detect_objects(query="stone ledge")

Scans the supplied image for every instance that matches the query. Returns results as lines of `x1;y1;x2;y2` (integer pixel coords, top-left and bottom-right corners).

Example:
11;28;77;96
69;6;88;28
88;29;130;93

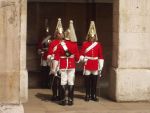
110;67;150;102
0;104;24;113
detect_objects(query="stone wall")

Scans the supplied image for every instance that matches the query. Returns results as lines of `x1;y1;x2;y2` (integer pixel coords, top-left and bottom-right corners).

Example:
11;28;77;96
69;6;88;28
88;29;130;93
0;0;27;113
110;0;150;101
0;0;21;104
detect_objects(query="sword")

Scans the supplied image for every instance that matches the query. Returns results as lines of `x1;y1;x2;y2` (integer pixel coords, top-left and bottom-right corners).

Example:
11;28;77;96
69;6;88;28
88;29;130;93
98;76;101;103
98;70;102;103
50;73;61;90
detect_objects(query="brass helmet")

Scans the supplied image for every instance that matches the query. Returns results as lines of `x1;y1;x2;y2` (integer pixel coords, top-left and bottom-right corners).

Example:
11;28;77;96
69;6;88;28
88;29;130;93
42;18;51;45
54;18;64;38
45;18;49;33
64;20;77;42
86;21;98;41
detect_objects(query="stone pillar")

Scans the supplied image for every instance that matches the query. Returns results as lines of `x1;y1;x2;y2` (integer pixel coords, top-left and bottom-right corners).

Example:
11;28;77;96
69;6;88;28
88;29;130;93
20;0;28;103
0;0;27;112
110;0;150;101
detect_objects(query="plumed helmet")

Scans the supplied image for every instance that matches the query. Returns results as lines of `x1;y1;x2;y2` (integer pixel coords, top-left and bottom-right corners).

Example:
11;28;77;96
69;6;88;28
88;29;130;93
64;20;77;42
86;21;98;41
55;18;64;34
45;18;49;33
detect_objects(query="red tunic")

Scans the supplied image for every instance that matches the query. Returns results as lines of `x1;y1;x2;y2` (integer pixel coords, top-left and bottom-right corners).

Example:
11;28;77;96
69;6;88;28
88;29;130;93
54;40;80;70
47;39;61;58
80;41;104;70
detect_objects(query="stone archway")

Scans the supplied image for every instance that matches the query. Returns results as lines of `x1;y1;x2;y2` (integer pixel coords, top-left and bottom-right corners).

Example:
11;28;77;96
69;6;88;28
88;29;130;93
26;1;113;96
27;0;150;103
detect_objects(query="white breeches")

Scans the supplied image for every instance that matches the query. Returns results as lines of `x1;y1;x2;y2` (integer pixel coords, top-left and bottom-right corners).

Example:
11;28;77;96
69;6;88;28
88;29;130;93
84;69;98;76
60;69;75;85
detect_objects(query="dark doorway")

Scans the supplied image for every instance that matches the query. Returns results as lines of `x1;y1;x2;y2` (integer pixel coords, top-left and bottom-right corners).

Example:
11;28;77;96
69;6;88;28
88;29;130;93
27;1;112;97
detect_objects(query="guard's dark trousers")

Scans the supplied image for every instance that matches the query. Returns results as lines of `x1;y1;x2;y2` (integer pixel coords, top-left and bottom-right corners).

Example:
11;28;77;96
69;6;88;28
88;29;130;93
84;75;99;101
84;75;91;101
91;75;98;101
68;85;74;105
59;85;66;105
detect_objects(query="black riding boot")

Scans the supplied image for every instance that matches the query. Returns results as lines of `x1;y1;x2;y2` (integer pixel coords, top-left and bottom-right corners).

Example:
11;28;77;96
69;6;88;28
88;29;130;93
68;85;74;105
84;75;91;101
59;85;66;106
91;75;99;101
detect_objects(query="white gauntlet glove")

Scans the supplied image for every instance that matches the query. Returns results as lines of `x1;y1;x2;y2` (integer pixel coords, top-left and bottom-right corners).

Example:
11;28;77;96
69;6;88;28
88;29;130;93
38;49;44;55
49;60;58;75
98;59;104;77
98;70;102;77
79;56;84;62
49;70;56;75
83;57;88;62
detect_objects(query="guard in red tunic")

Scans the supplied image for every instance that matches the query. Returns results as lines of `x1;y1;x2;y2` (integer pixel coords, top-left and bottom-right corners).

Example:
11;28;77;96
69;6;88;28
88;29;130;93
37;19;51;88
47;18;64;101
80;21;104;101
52;20;80;106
